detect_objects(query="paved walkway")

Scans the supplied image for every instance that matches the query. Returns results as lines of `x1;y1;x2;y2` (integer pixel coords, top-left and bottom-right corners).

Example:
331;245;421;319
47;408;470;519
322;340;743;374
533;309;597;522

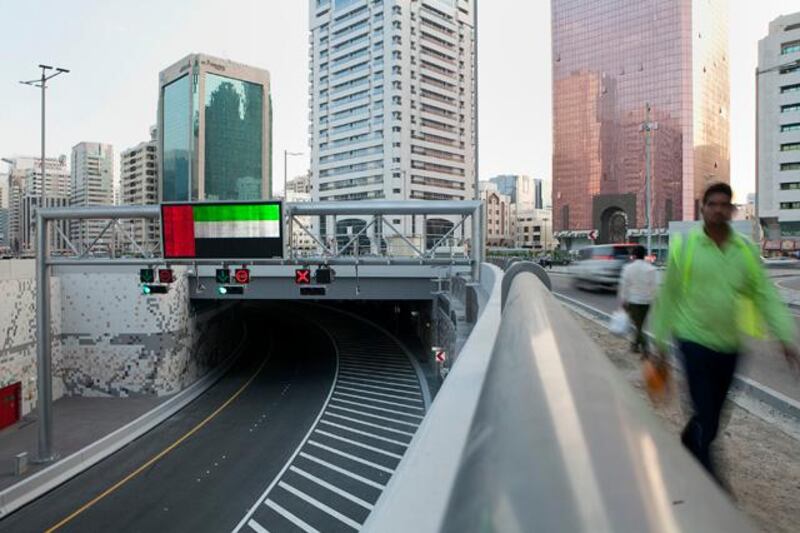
0;395;166;491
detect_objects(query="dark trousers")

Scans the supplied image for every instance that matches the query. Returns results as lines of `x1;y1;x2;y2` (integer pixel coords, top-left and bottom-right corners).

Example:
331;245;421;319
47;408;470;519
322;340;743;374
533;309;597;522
678;340;739;479
625;303;650;351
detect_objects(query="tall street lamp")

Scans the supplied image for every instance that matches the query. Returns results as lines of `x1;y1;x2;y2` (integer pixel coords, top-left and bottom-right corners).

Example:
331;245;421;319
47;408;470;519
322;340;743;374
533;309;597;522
20;64;68;464
284;150;304;198
20;64;70;211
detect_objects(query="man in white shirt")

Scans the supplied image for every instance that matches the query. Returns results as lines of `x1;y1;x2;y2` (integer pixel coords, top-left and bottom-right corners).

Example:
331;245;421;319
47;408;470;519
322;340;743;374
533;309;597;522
618;246;657;353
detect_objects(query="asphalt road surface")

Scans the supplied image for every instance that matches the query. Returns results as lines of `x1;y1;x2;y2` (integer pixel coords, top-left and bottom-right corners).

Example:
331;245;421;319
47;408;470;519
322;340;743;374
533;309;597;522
0;304;428;533
551;273;800;403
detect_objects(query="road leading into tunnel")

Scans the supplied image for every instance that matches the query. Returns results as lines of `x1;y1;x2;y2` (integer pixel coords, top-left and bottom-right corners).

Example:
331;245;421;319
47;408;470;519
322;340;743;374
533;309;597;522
1;306;335;532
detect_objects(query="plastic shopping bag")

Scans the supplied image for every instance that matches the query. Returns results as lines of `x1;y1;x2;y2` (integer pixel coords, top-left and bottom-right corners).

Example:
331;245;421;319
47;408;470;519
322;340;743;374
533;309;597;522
609;309;632;337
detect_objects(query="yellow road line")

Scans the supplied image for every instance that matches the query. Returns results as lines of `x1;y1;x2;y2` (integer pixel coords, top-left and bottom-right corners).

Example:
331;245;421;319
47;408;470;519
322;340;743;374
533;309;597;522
46;354;270;532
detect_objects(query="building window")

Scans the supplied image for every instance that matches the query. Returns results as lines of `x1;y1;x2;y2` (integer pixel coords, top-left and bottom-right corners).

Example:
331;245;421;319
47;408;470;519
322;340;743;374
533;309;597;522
782;123;800;133
781;162;800;171
781;40;800;55
780;182;800;190
782;83;800;94
781;143;800;152
780;202;800;209
781;103;800;113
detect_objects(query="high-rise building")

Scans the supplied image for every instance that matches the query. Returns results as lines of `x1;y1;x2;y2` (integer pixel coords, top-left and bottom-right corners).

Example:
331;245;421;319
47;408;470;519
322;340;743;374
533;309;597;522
70;142;115;253
488;175;538;210
2;156;71;255
0;208;8;250
757;12;800;247
309;0;476;238
552;0;730;248
286;172;313;195
120;126;160;254
158;53;272;202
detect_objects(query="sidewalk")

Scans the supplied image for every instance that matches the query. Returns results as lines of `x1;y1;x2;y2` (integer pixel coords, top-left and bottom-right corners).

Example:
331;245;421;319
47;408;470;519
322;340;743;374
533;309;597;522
571;311;800;533
0;395;166;491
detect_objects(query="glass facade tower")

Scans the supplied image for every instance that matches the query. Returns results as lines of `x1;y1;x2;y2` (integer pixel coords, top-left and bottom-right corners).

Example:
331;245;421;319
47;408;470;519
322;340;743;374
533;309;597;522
551;0;730;245
158;54;271;202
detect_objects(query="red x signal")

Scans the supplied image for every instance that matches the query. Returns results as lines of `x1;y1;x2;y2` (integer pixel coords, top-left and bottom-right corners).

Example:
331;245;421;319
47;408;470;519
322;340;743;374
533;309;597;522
295;269;311;285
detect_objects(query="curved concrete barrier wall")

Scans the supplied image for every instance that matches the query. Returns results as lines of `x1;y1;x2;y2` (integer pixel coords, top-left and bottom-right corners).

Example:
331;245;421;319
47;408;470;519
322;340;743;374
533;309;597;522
365;270;753;532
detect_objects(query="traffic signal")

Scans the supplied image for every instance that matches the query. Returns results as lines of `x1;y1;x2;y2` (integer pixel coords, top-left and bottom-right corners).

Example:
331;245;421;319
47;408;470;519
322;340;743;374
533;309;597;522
142;284;169;295
315;267;333;284
295;269;311;285
158;269;174;284
139;268;155;283
217;285;244;295
234;268;250;284
215;268;230;284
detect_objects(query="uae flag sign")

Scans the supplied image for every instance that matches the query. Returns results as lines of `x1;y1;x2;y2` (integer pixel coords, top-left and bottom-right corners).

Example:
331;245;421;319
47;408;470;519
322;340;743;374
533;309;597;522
161;202;283;259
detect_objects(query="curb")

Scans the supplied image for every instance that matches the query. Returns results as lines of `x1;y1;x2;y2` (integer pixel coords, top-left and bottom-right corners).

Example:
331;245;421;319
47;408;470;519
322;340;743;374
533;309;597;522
553;293;800;428
0;327;247;519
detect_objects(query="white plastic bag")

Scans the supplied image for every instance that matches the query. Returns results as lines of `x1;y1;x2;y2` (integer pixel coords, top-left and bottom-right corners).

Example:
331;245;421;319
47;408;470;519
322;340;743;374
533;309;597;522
609;309;632;337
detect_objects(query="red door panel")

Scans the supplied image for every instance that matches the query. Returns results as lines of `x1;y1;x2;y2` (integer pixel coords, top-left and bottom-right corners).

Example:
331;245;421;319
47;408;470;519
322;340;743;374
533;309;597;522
0;382;21;430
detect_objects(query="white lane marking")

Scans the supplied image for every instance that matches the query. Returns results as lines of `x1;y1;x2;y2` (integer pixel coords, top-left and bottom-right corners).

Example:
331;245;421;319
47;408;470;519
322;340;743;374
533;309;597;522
299;452;386;490
334;391;425;411
233;324;340;533
247;519;269;533
338;369;419;385
327;404;420;428
338;363;417;377
337;376;421;392
319;420;410;446
290;465;374;510
338;357;412;369
307;440;395;473
324;412;416;437
278;481;363;530
314;429;404;459
336;384;423;404
264;499;320;533
330;398;424;419
338;367;419;380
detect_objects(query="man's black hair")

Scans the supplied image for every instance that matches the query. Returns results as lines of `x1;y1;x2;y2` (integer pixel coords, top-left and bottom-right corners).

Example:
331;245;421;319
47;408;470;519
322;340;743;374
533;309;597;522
633;246;646;260
702;182;733;205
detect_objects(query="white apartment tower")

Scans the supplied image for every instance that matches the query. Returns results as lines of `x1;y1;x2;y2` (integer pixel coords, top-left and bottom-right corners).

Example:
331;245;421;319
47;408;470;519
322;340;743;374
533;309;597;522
2;156;71;255
309;0;475;237
70;142;115;253
120;127;160;253
758;12;800;246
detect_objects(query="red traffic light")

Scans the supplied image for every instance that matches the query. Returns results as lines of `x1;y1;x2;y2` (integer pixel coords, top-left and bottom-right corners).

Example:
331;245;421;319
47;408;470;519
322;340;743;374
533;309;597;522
234;268;250;284
295;269;311;285
158;269;174;284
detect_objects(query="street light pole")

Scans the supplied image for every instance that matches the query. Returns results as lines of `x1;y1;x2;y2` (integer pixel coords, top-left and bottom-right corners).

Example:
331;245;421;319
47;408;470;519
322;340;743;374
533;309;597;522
641;103;658;257
20;63;69;464
20;65;69;212
284;150;303;198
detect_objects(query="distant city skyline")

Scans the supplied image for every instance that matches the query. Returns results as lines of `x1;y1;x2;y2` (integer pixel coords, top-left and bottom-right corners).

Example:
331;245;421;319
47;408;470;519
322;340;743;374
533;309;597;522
1;0;799;200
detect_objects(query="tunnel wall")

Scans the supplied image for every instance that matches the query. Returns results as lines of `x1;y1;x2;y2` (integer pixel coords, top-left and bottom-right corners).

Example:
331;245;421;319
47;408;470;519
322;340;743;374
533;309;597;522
0;261;235;417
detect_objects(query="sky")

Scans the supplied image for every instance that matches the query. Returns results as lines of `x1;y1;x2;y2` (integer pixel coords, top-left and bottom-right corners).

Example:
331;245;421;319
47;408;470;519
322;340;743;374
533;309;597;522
1;0;799;206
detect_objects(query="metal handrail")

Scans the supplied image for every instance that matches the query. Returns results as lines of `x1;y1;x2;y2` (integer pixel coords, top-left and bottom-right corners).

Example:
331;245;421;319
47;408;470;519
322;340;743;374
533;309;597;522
365;267;753;532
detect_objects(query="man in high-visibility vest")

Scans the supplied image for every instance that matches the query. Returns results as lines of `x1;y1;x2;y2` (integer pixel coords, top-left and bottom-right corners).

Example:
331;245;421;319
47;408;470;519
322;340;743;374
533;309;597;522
652;182;800;481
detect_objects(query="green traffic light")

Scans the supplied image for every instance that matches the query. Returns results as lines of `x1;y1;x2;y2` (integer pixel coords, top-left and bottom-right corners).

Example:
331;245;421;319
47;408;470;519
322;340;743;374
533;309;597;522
139;268;155;283
217;286;228;295
142;285;152;295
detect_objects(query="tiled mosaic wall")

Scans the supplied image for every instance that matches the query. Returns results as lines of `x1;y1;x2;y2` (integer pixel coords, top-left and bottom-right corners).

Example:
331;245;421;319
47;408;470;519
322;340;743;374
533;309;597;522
0;264;236;416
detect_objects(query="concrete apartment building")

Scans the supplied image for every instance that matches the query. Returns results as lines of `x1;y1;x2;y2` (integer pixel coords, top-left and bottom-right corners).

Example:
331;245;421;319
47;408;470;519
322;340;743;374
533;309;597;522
480;182;513;247
757;12;800;253
120;127;160;254
2;156;71;255
552;0;730;250
309;0;475;240
158;53;272;202
70;142;115;253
